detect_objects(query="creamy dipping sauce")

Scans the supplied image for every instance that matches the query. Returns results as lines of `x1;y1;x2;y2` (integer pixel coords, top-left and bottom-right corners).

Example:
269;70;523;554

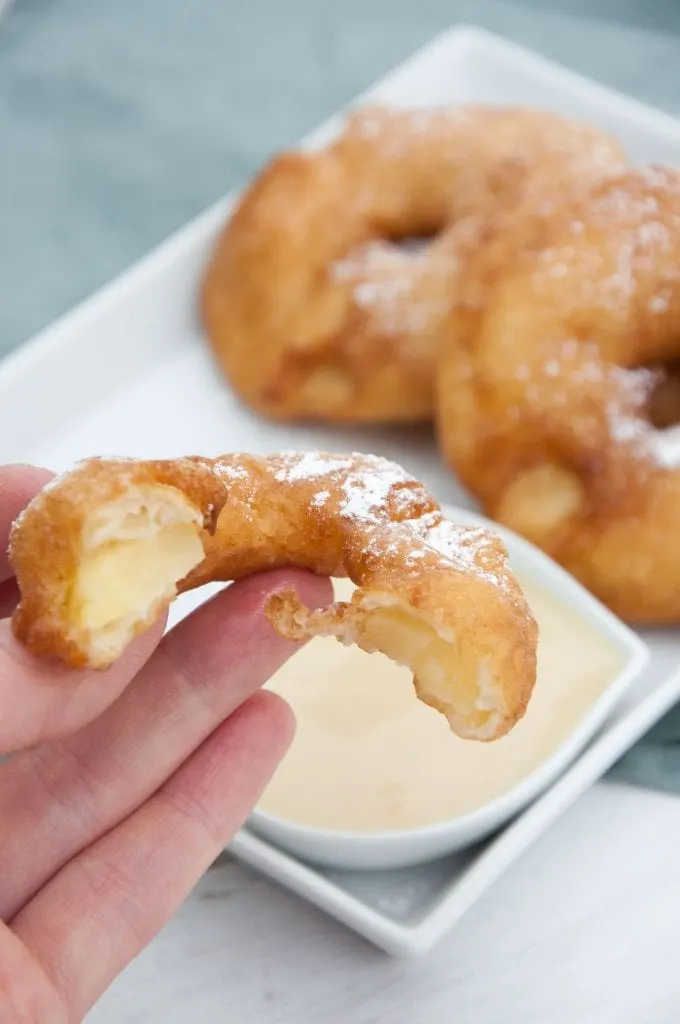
259;578;624;832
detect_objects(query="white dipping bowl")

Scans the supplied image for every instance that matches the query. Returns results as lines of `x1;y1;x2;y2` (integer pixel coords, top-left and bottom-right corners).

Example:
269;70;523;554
248;504;649;871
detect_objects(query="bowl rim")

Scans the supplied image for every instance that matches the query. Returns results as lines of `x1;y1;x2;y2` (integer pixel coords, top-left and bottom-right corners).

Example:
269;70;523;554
250;502;650;851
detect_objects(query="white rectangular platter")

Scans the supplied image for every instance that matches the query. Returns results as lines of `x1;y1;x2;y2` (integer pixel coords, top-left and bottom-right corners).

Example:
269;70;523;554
3;25;680;957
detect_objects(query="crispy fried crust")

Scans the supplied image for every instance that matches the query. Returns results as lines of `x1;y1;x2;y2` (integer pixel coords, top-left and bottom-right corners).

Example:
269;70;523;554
437;165;680;623
200;104;625;424
9;452;538;741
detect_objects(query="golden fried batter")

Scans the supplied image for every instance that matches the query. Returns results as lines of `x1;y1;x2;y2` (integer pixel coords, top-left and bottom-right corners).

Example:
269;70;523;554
9;452;538;741
201;105;625;424
437;165;680;623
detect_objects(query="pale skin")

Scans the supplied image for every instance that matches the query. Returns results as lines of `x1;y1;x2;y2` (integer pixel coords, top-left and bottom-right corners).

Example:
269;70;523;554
0;465;332;1024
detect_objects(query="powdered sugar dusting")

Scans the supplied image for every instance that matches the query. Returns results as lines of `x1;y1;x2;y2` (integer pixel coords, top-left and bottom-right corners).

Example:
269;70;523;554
346;104;477;157
278;451;413;523
648;292;669;314
509;330;680;473
530;168;680;323
343;104;623;179
213;461;250;483
273;450;410;499
332;242;454;346
413;516;512;587
636;219;670;250
533;352;680;471
603;367;680;470
274;451;357;485
270;451;511;591
311;489;330;507
652;425;680;469
339;463;407;522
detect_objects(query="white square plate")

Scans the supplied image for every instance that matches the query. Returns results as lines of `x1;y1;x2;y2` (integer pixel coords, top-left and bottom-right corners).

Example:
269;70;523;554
2;24;680;957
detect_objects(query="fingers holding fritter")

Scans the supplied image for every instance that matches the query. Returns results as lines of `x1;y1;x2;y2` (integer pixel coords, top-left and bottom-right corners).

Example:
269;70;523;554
9;452;538;741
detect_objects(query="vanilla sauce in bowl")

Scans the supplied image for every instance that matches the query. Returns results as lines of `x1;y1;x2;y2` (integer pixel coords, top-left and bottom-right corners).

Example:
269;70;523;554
258;576;624;833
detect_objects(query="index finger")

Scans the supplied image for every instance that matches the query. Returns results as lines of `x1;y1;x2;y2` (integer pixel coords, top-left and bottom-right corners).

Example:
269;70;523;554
0;464;53;581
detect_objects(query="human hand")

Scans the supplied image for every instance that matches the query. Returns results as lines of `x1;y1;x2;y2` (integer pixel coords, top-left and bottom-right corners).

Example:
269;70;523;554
0;465;331;1023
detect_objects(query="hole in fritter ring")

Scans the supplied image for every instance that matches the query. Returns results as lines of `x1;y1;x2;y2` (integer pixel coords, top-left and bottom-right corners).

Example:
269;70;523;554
648;363;680;430
387;233;437;255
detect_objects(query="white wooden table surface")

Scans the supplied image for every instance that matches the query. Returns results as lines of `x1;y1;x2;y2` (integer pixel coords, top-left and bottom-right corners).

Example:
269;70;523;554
88;780;680;1023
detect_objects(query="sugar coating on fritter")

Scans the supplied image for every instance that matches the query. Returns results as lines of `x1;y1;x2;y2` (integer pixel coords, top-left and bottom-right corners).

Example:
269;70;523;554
437;165;680;623
201;104;626;425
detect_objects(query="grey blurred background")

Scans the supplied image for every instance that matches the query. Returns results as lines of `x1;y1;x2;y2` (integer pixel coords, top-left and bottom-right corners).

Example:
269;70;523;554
1;0;679;355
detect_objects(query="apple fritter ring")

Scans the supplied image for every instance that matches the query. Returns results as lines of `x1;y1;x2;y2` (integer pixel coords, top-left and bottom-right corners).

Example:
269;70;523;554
9;452;538;741
437;165;680;623
200;104;625;424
